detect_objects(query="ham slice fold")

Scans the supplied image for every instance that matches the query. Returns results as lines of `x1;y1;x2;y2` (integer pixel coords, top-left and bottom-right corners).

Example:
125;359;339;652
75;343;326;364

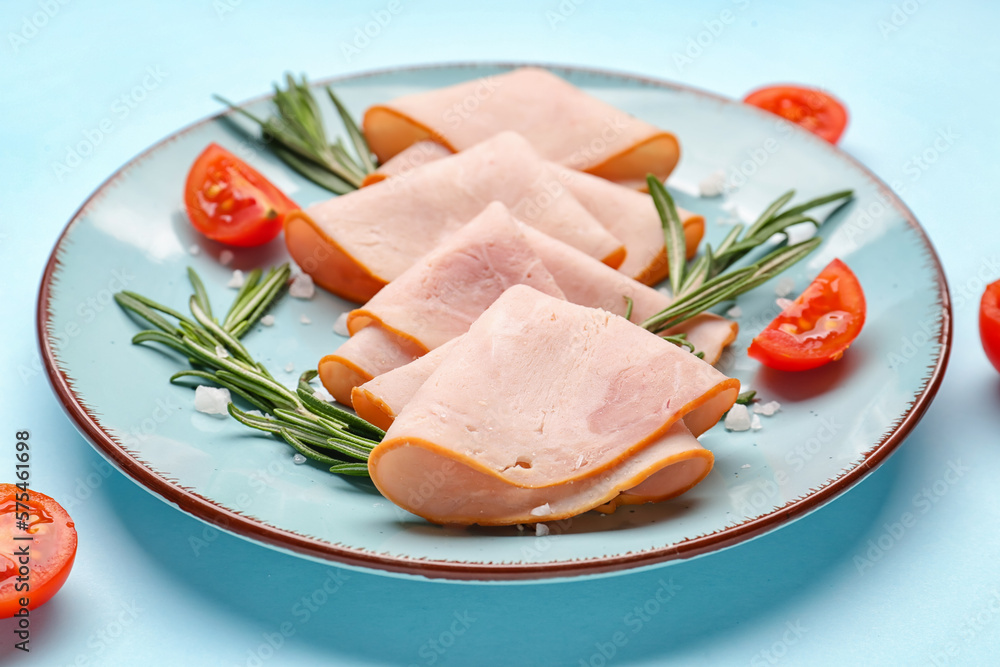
368;285;739;525
325;202;736;407
362;67;681;190
318;202;566;404
364;136;704;286
285;132;623;303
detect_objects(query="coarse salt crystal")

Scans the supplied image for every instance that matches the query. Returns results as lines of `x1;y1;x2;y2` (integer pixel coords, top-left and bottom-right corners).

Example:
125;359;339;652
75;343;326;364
775;277;795;297
227;269;245;289
753;400;781;416
724;404;751;432
530;503;551;517
726;305;742;318
750;414;763;431
698;170;726;198
214;345;229;358
194;386;231;416
333;312;350;337
189;244;201;256
260;314;275;326
535;523;550;537
292;453;307;465
575;454;585;469
284;362;295;373
219;250;234;266
741;463;751;469
313;386;334;403
245;409;264;418
776;297;794;311
516;524;525;532
300;314;312;325
289;273;315;299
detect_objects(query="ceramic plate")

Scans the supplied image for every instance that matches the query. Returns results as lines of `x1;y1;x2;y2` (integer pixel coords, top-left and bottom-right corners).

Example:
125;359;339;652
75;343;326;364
38;64;951;581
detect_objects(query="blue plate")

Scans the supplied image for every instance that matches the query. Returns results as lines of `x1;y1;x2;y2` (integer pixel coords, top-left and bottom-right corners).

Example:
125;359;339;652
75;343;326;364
37;64;951;581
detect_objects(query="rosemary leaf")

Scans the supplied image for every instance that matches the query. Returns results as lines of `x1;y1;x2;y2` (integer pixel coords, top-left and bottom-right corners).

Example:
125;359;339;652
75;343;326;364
647;175;687;297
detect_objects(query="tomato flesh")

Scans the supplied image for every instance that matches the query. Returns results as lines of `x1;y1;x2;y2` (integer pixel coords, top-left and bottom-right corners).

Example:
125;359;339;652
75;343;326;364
184;143;298;247
980;279;1000;373
749;258;866;371
1;484;77;618
744;85;849;144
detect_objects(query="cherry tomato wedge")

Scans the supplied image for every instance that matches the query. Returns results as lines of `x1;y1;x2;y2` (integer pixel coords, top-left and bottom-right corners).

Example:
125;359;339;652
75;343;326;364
749;258;866;371
1;483;78;618
184;143;298;247
980;279;1000;373
744;85;849;144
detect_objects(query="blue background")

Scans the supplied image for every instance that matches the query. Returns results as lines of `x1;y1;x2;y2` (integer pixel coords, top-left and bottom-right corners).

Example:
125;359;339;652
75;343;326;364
2;1;999;665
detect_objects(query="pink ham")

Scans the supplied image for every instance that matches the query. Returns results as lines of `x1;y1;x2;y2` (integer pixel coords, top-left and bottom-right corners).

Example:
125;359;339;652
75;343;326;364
335;205;735;409
367;285;739;525
364;136;705;286
284;132;623;303
318;202;565;404
362;67;681;190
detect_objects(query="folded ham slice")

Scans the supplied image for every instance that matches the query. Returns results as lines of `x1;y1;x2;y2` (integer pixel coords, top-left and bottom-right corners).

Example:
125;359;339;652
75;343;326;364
362;67;681;190
326;201;735;407
318;202;566;404
368;285;739;525
364;136;704;286
285;132;624;303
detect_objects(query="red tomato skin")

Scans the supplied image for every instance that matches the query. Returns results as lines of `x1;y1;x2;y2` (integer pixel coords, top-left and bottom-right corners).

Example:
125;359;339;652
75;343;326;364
0;485;78;618
183;143;298;247
980;280;1000;373
748;259;866;372
744;85;849;144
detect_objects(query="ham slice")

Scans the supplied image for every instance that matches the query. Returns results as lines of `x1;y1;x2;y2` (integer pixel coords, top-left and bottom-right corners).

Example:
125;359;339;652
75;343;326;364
362;67;681;190
329;201;735;408
364;137;704;286
368;285;739;525
284;132;624;303
318;202;565;404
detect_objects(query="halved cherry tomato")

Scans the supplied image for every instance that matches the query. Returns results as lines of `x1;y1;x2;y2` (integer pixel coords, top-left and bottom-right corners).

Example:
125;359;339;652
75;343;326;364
184;143;298;247
744;85;849;144
1;483;78;618
749;258;866;371
980;279;1000;373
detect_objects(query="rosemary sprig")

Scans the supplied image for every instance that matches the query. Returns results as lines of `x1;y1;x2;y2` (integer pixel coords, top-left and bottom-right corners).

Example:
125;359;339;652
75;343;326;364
214;74;378;194
115;264;383;477
643;175;853;339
